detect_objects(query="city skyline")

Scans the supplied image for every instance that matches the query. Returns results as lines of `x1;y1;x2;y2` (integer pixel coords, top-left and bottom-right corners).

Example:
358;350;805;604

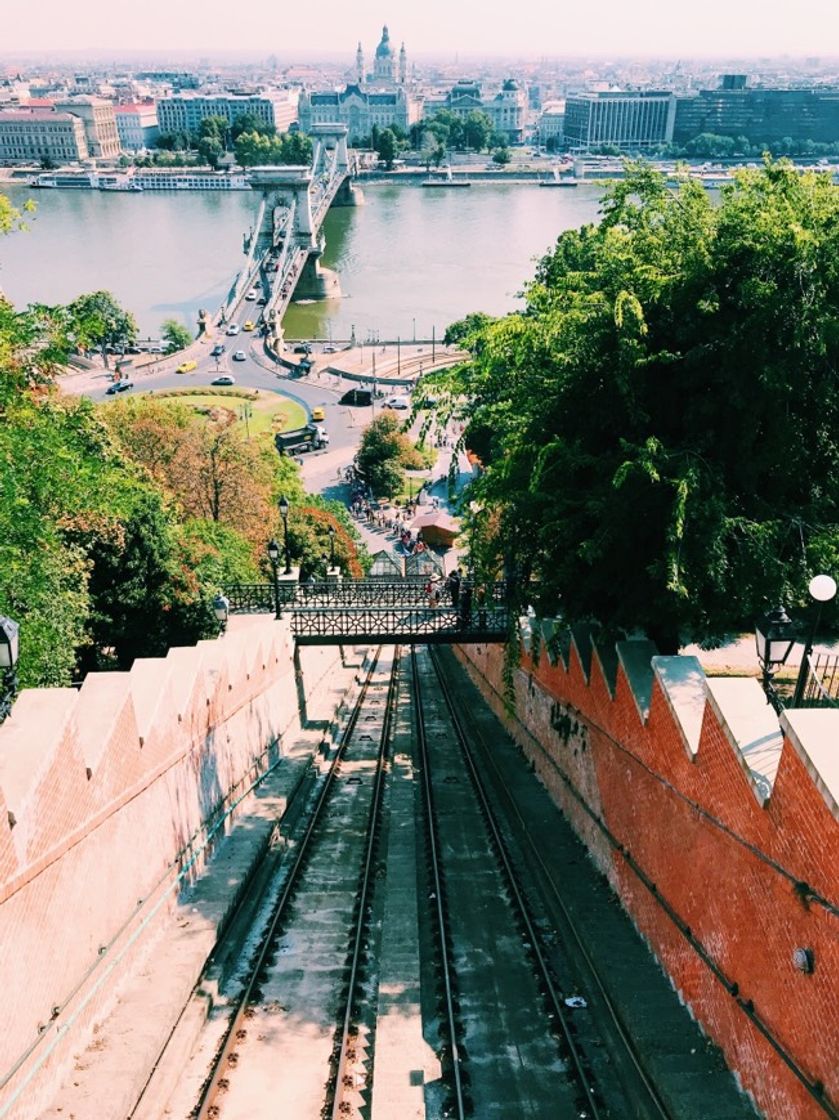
4;0;839;60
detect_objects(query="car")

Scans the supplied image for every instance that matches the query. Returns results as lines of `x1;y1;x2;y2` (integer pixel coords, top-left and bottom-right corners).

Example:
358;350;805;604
243;320;255;331
211;343;225;357
176;360;198;374
226;324;240;336
385;395;411;410
147;344;165;354
293;344;311;354
339;388;372;406
323;344;337;353
232;350;246;361
245;290;258;301
257;296;268;305
311;406;325;421
106;380;134;394
212;374;236;385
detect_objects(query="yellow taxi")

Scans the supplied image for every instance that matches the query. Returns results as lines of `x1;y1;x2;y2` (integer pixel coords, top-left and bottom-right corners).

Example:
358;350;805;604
312;406;325;421
243;320;255;332
175;359;197;374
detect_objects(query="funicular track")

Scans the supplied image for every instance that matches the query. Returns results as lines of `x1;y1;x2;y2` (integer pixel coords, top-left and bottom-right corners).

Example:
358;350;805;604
192;646;399;1120
424;645;676;1120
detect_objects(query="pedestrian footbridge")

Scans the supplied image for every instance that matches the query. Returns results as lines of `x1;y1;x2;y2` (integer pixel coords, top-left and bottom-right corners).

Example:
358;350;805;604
223;580;510;645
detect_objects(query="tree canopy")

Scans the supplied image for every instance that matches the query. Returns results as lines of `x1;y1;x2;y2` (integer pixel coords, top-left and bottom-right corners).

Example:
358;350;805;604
234;130;313;168
433;161;839;651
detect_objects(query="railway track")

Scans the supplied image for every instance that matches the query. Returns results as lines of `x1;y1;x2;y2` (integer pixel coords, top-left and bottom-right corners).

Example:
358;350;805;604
192;646;397;1120
427;645;675;1120
181;644;695;1119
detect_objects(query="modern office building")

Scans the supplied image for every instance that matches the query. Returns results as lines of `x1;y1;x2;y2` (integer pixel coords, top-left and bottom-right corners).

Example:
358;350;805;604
0;110;88;163
157;92;297;136
53;97;120;159
114;103;159;150
674;83;839;146
563;91;676;151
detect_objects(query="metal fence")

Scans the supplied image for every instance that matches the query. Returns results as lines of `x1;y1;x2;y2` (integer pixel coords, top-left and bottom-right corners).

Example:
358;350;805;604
291;604;509;645
225;579;512;614
798;652;839;708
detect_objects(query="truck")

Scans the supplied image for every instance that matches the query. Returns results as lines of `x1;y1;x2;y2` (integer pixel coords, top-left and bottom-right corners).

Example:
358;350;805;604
274;424;330;455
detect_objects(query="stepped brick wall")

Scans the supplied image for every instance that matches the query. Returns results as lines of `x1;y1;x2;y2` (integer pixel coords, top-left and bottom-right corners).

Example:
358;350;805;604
455;624;839;1120
0;620;335;1120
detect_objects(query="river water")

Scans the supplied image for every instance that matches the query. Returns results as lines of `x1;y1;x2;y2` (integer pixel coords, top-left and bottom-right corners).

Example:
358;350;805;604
0;181;605;338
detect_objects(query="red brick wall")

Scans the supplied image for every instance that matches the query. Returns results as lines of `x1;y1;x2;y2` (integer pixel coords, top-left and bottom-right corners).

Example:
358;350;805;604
455;639;839;1120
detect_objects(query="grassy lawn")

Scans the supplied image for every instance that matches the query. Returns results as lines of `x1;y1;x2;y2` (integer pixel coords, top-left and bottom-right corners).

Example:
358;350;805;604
153;389;307;435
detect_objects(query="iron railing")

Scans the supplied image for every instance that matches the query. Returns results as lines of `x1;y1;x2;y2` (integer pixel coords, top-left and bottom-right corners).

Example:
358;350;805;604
290;605;509;645
798;652;839;708
225;580;512;613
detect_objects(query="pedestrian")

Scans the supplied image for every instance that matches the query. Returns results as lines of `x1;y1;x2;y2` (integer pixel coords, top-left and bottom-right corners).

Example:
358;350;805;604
458;583;473;630
425;578;436;608
446;567;461;609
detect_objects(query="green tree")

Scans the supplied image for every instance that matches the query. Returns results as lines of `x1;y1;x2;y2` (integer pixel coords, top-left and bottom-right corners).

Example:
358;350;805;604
161;318;193;353
435;161;839;651
375;128;398;170
231;112;275;140
0;193;34;235
463;110;493;152
492;146;511;165
68;290;137;368
355;412;424;497
197;135;224;169
199;114;231;147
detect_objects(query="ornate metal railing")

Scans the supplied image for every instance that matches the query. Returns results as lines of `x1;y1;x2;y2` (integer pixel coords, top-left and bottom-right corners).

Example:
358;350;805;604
224;580;511;613
290;605;509;645
798;652;839;708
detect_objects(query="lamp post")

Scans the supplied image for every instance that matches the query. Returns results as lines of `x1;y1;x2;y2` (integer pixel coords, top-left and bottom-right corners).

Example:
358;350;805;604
0;616;19;724
278;495;291;574
212;593;230;634
267;538;281;618
755;606;796;714
792;574;837;707
328;524;336;569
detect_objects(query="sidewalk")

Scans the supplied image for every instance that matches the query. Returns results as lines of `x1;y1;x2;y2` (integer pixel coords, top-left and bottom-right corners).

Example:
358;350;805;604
342;439;476;575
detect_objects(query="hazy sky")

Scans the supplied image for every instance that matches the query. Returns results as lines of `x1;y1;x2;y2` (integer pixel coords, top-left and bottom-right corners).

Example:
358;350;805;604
5;0;839;58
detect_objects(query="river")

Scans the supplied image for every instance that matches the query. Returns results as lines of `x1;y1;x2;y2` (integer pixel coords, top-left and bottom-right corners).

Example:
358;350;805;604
0;181;605;338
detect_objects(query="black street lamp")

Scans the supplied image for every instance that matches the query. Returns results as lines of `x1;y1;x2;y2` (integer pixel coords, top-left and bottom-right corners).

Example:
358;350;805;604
328;524;336;569
792;574;837;707
755;605;796;714
267;538;281;618
278;495;291;574
0;615;20;724
212;593;230;634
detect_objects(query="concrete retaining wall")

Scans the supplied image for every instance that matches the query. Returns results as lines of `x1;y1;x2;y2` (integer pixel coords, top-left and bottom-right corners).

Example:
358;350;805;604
0;620;345;1119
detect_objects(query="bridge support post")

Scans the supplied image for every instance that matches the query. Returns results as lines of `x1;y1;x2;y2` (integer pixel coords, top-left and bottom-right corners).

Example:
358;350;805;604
331;177;360;207
295;253;341;300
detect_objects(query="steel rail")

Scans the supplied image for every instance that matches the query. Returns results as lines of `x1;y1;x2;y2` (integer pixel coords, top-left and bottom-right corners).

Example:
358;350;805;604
410;647;467;1120
430;648;676;1119
423;648;606;1120
327;646;401;1120
192;647;384;1120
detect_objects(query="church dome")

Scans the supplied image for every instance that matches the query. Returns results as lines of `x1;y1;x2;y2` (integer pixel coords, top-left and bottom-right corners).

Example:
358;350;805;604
376;25;392;57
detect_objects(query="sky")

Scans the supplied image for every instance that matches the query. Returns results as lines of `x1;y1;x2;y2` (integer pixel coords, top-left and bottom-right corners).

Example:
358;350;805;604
4;0;839;59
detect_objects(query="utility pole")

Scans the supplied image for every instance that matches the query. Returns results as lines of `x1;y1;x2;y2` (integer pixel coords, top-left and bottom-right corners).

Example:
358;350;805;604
397;335;401;376
432;325;436;363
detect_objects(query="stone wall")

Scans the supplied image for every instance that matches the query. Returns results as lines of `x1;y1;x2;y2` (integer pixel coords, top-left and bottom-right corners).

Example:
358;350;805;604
455;626;839;1120
0;620;338;1119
